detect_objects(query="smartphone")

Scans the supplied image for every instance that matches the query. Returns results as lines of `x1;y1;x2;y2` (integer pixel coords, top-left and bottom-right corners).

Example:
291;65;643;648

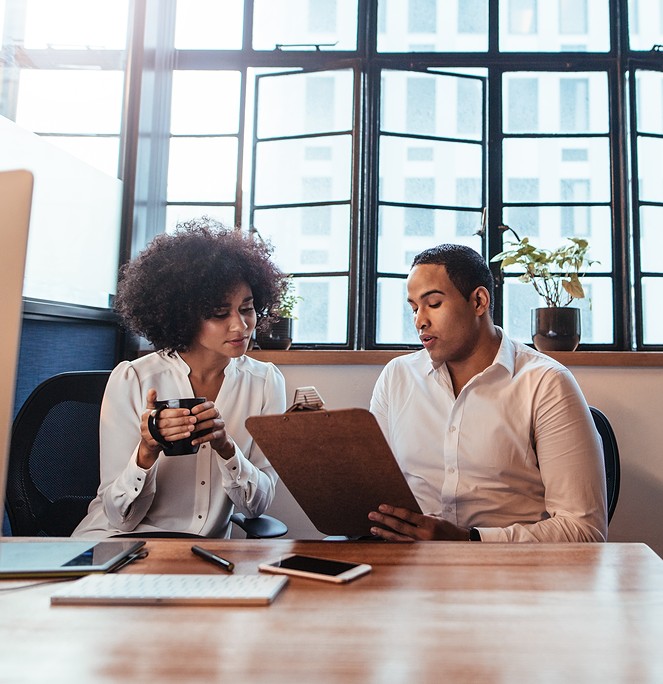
258;554;372;584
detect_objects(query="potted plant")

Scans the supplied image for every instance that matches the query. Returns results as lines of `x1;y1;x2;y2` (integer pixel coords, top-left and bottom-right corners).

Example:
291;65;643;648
255;278;302;350
491;226;597;352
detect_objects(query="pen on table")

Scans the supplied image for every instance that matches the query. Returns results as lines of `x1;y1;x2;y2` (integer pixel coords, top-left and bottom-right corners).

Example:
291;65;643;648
191;545;235;572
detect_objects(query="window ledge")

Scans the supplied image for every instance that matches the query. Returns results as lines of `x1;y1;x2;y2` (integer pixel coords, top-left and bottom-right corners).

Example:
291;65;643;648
248;350;663;367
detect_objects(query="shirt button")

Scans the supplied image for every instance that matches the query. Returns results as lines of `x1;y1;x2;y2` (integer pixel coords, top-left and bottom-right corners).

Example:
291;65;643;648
198;515;202;519
445;506;452;513
448;467;455;474
201;444;207;449
449;426;456;432
201;481;206;486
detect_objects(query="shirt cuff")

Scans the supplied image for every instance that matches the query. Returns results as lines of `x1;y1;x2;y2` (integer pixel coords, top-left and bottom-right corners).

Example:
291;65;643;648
216;447;243;486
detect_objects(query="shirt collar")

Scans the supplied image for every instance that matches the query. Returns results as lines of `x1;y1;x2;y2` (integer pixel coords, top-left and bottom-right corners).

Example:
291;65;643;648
491;327;516;378
427;326;515;380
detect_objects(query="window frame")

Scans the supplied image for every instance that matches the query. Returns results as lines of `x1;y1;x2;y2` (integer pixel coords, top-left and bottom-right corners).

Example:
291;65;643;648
128;0;663;351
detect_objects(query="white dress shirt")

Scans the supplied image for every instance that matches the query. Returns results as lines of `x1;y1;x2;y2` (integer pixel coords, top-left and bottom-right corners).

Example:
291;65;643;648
73;351;286;538
370;330;607;542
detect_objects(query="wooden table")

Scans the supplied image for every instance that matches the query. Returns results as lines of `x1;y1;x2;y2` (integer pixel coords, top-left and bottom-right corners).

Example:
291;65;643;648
2;539;663;683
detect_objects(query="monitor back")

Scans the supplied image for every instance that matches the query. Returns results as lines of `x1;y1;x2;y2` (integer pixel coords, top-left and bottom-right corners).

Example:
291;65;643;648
0;170;33;518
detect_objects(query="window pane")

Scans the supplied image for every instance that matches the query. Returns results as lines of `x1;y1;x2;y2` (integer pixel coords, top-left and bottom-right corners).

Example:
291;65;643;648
404;207;435;236
382;70;483;140
505;177;539;235
175;0;244;49
171;71;241;135
560;179;590;235
292;276;348;344
560;78;589;131
500;0;610;52
506;78;539;132
252;205;350;273
16;70;124;134
380;136;482;205
508;0;538;34
254;136;352;206
628;0;663;50
253;0;357;50
640;205;663;272
377;0;488;52
637;137;663;202
636;71;663;134
642;278;663;343
503;72;608;134
501;205;611;267
377;205;482;273
23;0;129;49
165;206;236;233
257;70;353;138
560;0;587;34
167;137;238;202
308;0;338;32
458;0;489;34
407;76;436;135
456;76;484;137
503;138;611;201
376;278;419;344
409;0;436;33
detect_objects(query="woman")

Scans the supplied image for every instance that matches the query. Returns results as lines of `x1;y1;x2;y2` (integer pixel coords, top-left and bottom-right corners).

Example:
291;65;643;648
73;219;288;538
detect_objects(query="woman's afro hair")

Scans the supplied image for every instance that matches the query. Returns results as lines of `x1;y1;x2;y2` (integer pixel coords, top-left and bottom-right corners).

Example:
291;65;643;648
114;217;288;353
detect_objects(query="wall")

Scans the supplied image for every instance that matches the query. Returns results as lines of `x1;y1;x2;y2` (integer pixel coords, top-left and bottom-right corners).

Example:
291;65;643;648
13;319;118;420
266;362;663;558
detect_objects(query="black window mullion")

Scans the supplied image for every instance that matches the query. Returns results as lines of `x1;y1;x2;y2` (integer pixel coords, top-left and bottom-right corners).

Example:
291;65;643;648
607;62;631;350
362;61;382;349
487;65;505;327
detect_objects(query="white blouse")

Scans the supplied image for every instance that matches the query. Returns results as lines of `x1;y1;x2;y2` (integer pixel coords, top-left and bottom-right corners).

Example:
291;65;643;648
73;351;286;538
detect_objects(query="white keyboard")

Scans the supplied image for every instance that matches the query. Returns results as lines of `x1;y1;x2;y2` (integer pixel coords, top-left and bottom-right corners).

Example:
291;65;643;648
50;573;289;606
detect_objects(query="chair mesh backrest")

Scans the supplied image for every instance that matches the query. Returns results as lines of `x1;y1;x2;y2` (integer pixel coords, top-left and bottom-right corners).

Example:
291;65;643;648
6;371;109;536
30;401;102;500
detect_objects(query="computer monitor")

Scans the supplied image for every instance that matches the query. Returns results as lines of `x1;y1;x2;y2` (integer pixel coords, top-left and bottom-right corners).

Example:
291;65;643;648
0;170;33;523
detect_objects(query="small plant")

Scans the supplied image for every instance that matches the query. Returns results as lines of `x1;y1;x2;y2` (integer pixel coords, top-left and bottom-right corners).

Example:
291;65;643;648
491;225;597;308
274;277;302;319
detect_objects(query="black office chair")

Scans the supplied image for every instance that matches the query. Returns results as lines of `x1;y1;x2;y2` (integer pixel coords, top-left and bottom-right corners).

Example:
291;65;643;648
5;370;287;539
589;406;620;523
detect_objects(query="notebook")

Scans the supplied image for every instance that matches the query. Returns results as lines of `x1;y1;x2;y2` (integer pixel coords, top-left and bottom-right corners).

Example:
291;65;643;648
50;573;289;606
0;540;146;579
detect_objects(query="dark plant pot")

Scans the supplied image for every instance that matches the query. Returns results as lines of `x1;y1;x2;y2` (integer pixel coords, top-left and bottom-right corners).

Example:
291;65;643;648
531;307;581;352
255;317;293;350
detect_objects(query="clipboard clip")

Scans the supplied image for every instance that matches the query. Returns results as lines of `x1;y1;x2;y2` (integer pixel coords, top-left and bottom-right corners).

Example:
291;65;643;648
285;386;325;412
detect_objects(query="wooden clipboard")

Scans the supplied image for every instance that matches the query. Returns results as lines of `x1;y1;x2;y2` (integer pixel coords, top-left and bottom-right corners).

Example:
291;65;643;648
245;408;421;537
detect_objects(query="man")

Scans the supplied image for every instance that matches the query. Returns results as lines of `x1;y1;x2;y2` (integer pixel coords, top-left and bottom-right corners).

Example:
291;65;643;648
368;244;607;542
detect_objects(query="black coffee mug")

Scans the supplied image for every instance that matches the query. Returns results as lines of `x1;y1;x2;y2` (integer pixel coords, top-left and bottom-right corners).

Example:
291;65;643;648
147;397;207;456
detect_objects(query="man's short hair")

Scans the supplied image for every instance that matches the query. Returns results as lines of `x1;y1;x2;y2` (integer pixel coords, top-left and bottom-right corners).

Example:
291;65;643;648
411;244;494;317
